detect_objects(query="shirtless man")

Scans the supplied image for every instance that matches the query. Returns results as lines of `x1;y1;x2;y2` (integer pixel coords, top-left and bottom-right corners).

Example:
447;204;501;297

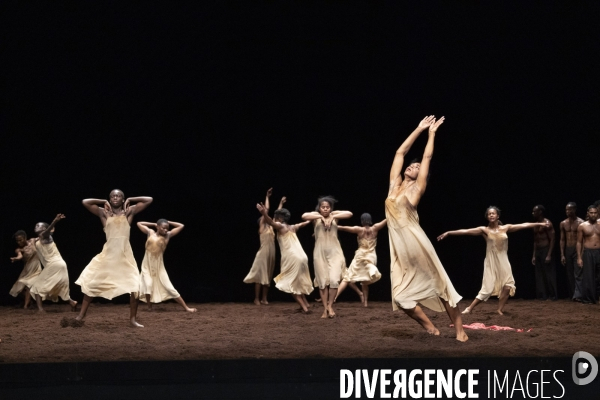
576;206;600;304
560;202;584;299
531;205;557;300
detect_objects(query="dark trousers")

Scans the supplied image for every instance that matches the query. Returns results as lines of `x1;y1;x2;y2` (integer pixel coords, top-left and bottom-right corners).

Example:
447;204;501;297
565;246;577;298
534;246;557;300
580;248;600;304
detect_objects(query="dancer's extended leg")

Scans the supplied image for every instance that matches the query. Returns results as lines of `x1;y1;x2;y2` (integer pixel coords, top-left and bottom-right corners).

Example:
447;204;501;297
327;288;338;318
76;295;93;321
23;288;32;309
496;286;511;315
174;296;197;312
361;284;369;307
441;298;468;342
145;294;153;311
260;285;269;305
319;288;328;318
293;294;309;313
401;305;438;335
335;281;348;302
129;293;143;328
253;283;261;306
462;298;481;314
34;294;45;312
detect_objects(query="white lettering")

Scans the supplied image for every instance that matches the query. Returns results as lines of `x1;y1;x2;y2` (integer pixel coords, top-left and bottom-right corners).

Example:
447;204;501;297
340;370;353;398
468;369;479;398
393;370;407;398
355;370;361;398
540;370;550;398
423;369;435;398
454;370;466;399
363;369;379;399
510;370;525;398
437;369;452;398
553;370;565;399
380;369;391;398
493;371;509;398
526;370;539;398
409;369;423;398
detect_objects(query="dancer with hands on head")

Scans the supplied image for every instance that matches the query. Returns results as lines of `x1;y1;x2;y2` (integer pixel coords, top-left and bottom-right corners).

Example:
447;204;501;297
335;214;386;307
256;202;313;313
29;214;78;312
75;189;152;327
386;115;468;342
437;206;550;315
137;219;196;312
9;230;42;309
302;197;352;319
244;188;286;305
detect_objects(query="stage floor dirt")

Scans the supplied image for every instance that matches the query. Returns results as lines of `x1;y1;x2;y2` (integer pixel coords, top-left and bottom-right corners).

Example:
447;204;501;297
0;299;598;363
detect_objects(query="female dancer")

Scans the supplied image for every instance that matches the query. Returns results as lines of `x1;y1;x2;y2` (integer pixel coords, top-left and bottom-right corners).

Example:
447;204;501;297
75;189;152;327
256;203;313;313
335;214;386;307
29;214;77;312
386;115;467;342
9;230;42;308
243;188;286;305
437;206;550;315
302;197;352;318
137;219;196;312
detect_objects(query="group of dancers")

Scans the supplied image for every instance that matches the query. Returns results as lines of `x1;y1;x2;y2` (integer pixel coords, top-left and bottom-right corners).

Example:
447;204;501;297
9;190;195;329
8;117;600;343
244;115;600;342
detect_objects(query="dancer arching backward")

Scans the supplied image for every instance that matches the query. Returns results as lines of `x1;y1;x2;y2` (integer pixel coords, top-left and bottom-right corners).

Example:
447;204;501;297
302;197;352;319
335;214;386;307
243;188;286;305
137;219;196;312
386;116;467;342
75;190;152;327
9;230;42;309
29;214;77;312
256;203;313;313
437;206;550;315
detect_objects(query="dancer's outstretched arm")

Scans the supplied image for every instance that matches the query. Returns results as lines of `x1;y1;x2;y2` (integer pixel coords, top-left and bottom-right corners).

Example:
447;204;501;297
337;225;362;234
39;214;65;239
167;221;185;238
291;220;311;232
277;196;286;210
372;219;387;232
389;116;436;191
257;203;284;232
437;226;484;241
10;249;24;262
136;221;156;234
415;117;444;200
505;221;549;233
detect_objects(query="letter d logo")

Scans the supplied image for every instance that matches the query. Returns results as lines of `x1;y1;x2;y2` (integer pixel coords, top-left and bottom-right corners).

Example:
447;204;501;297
572;351;598;385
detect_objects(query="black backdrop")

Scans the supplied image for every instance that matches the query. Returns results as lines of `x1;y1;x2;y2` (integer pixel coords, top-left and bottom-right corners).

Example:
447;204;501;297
1;2;598;306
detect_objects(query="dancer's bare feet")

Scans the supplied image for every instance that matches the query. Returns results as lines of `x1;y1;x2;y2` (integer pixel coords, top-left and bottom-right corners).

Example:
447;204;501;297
315;298;322;303
426;327;440;335
461;307;472;315
260;300;269;305
253;299;261;306
186;307;197;313
359;292;365;304
75;315;83;321
327;306;336;318
321;309;328;319
456;331;469;342
496;309;504;315
130;319;144;328
69;300;78;312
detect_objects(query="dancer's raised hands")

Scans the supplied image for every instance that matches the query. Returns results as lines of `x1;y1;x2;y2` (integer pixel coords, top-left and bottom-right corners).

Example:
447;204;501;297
429;116;445;134
418;115;436;130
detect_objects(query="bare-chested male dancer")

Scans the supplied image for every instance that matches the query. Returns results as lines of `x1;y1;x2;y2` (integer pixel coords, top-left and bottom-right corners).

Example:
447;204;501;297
75;190;152;327
531;205;557;300
560;202;584;300
576;206;600;304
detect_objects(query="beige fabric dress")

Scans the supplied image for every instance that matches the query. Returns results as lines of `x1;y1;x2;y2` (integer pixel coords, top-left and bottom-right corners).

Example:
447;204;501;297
273;231;313;295
30;240;71;302
476;230;516;301
9;242;43;297
385;193;462;312
342;237;382;285
139;233;180;303
75;215;139;300
243;226;276;286
312;219;346;289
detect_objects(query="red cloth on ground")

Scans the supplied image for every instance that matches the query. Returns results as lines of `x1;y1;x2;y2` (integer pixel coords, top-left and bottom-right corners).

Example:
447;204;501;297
450;323;532;333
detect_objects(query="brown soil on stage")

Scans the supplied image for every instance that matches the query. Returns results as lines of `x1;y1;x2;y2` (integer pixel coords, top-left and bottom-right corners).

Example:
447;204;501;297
0;299;598;363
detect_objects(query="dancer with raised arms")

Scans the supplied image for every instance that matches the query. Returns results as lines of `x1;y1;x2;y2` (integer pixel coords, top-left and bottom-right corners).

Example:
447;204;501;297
29;214;78;312
385;115;468;341
437;206;550;315
137;219;196;312
256;203;313;313
9;230;42;309
335;214;386;307
75;189;152;327
302;196;352;318
243;188;286;305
